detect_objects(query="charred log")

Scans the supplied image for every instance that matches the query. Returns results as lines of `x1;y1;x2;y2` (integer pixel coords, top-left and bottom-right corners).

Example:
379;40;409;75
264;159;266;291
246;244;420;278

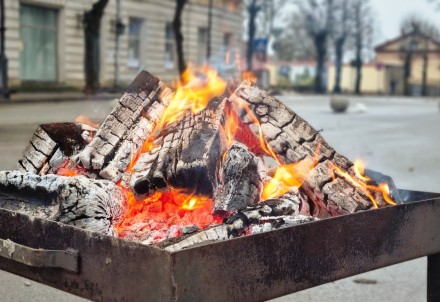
214;143;263;213
78;70;172;175
17;123;95;175
230;82;387;216
0;171;124;235
130;98;227;197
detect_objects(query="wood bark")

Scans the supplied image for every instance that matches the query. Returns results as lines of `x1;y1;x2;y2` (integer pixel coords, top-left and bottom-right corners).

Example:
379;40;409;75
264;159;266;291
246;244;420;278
0;171;124;235
130;98;227;197
213;143;262;213
78;70;172;176
230;82;387;216
17;123;95;175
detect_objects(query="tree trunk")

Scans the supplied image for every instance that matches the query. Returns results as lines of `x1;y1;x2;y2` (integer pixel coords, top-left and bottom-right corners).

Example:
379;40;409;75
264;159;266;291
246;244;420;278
246;0;259;71
206;0;213;60
83;0;108;94
403;51;412;96
354;38;362;95
422;53;428;96
314;32;327;93
173;0;187;78
422;41;429;96
333;37;345;93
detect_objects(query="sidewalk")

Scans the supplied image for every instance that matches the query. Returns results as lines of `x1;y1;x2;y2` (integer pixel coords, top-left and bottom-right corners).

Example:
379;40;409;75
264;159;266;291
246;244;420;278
0;91;121;104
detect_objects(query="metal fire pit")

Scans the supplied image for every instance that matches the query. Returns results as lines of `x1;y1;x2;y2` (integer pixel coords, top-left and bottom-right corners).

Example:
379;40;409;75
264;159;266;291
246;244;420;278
0;189;439;302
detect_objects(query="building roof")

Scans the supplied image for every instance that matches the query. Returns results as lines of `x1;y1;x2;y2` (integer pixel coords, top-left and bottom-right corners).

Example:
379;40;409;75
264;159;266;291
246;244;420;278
375;32;440;53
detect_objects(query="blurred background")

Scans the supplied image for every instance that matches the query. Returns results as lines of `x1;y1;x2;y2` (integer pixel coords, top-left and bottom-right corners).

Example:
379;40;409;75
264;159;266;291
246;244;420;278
0;0;439;301
1;0;440;96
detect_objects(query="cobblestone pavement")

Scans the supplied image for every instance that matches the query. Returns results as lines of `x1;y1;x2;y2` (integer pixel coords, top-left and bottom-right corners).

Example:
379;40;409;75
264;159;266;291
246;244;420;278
0;95;438;301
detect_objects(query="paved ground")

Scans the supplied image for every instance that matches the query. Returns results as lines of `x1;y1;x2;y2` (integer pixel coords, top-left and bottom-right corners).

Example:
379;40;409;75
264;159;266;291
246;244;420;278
0;95;439;301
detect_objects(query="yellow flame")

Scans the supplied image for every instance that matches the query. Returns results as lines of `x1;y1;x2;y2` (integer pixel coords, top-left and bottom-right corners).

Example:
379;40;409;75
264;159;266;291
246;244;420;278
262;143;321;200
180;195;208;210
158;65;227;128
330;160;397;208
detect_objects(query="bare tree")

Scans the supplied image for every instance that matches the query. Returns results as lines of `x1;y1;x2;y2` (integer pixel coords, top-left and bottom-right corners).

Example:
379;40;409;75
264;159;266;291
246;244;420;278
83;0;109;94
272;17;315;61
298;0;334;93
244;0;261;71
400;16;440;96
351;0;373;95
331;0;349;93
173;0;187;78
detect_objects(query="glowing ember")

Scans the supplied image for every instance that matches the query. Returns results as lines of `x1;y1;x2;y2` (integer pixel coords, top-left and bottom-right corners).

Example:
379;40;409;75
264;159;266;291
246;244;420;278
231;94;281;162
74;115;100;129
330;160;397;208
56;162;87;177
115;185;222;241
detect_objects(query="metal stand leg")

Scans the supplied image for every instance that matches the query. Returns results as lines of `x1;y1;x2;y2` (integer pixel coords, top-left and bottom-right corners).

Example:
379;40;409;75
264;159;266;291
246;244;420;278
428;253;440;302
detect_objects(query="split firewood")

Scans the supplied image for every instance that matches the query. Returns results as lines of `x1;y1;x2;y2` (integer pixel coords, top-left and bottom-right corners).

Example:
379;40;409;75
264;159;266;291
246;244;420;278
0;171;124;235
78;70;173;176
213;143;263;213
130;98;228;197
230;82;388;216
17;123;95;175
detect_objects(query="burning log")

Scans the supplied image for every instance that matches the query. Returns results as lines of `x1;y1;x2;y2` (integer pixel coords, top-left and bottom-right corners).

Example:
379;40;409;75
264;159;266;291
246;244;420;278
213;143;263;213
17;123;96;175
230;82;390;216
129;98;227;197
0;68;398;250
78;70;172;178
0;171;124;235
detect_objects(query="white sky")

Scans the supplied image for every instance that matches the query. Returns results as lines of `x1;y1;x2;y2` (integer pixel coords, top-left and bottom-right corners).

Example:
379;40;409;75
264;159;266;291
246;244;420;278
372;0;440;44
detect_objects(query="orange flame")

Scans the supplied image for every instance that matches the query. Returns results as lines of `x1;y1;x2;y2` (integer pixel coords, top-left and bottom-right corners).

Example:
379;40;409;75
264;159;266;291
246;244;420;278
223;104;239;147
231;94;281;163
242;71;257;84
158;65;227;128
74;115;100;129
330;160;397;208
262;144;321;200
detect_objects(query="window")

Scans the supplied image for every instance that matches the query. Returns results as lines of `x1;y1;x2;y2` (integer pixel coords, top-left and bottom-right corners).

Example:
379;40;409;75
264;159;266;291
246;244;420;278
223;32;233;49
127;18;143;68
19;4;58;81
164;22;175;69
197;27;208;65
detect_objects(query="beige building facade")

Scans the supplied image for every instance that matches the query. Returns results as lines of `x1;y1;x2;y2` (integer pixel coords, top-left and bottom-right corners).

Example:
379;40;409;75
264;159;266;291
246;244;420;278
4;0;243;89
327;33;440;95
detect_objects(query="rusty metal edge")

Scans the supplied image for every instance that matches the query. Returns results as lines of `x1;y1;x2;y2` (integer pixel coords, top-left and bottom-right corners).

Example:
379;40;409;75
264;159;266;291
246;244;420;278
0;190;438;301
0;208;174;302
170;194;440;302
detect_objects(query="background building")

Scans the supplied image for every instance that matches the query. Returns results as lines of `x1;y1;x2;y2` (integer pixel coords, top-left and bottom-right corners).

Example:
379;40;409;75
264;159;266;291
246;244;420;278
327;32;440;95
4;0;243;89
